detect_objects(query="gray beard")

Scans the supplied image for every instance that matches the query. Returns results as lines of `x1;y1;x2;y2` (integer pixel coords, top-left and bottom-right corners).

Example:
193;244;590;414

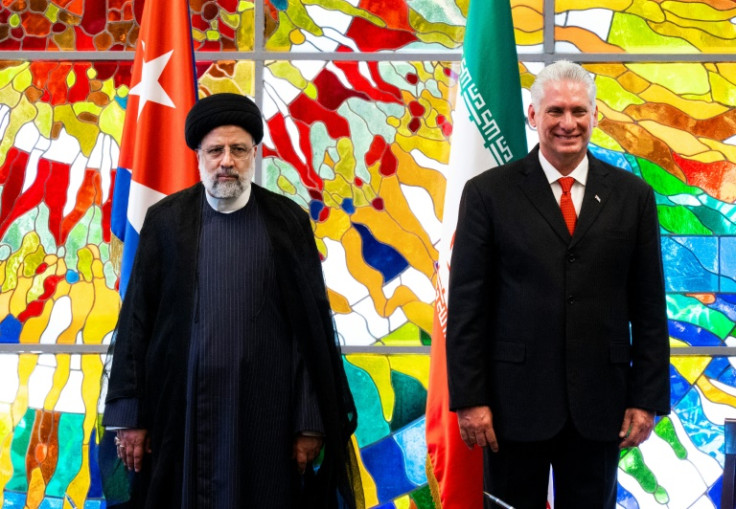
200;168;247;199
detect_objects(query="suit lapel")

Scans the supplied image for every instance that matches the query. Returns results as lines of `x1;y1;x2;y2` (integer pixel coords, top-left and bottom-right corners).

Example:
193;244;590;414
570;154;610;248
518;149;572;243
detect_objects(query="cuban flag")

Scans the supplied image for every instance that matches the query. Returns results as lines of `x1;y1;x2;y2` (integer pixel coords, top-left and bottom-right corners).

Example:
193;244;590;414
111;0;200;297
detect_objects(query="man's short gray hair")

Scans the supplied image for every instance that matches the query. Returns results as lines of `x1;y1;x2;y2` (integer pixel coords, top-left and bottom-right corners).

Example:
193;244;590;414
530;60;596;110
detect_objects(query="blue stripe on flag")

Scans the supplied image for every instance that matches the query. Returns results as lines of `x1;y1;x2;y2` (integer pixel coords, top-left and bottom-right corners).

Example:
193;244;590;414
111;167;132;241
118;220;140;298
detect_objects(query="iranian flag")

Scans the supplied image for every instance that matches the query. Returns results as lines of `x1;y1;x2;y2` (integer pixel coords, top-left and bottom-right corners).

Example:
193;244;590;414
425;0;527;507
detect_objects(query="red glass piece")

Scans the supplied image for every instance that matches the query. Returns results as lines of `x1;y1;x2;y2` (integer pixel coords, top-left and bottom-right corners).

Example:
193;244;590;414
406;73;418;85
408;117;420;133
372;197;385;210
346;16;416;52
365;135;386;166
289;94;350;139
409;100;425;117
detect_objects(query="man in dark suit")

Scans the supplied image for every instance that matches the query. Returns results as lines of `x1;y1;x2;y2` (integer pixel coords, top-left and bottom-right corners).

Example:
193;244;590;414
446;60;670;508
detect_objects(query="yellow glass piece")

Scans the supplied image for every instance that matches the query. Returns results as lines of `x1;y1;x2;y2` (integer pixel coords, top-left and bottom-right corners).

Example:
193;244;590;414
221;11;240;30
327;288;352;314
670;356;709;385
557;0;632;12
192;28;206;43
716;63;736;88
43;356;70;411
314;206;352;242
654;20;735;52
33;101;53;139
100;77;116;99
338;228;387;312
683;148;725;164
346;354;394;421
13;354;37;427
393;495;411;509
628;63;710;96
3;232;40;292
22;299;54;343
513;4;543;33
410;13;465;48
86;66;97;80
66;69;76;89
639;84;727;120
663;1;736;29
267;61;309;92
401;301;433;335
99;101;126;144
23;246;46;279
625;0;665;23
289;29;306;45
0;291;11;322
59;282;93;345
26;466;45;509
45;3;60;22
334;137;357;181
0;93;34;166
389;355;430;389
117;85;129;99
277;175;297;195
302;0;384;28
351;434;379;506
206;29;220;41
596;75;644;112
0;403;14;485
638;120;710;157
710;71;736;108
238;1;254;11
77;247;94;282
11;67;32;93
304;82;318;100
591;127;625;152
53;105;99;156
66;355;104;508
8;13;20;27
9;276;33;321
700;138;736;165
697;377;736;407
394;149;446;222
597;101;633;123
84;259;120;344
72;101;102;117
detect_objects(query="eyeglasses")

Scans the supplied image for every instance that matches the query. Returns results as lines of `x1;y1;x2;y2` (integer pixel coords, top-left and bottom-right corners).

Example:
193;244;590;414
199;144;256;161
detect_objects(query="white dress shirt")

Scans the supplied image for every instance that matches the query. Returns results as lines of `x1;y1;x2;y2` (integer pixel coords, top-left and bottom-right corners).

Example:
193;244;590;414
538;151;588;215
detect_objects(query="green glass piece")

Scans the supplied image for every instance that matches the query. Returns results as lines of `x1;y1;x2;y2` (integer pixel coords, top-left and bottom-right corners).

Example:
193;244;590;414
410;484;437;509
654;485;670;504
23;245;45;278
420;329;431;345
689;203;736;235
667;294;734;340
35;205;57;255
8;13;20;27
657;205;711;235
638;158;701;196
618;446;662;495
77;247;94;282
654;417;687;460
87;207;104;246
596;75;644;112
46;413;84;497
7;407;34;492
342;357;390;448
389;371;427;432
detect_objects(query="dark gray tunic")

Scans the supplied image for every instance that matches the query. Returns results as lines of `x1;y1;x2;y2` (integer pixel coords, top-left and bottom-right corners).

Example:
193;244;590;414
182;196;295;508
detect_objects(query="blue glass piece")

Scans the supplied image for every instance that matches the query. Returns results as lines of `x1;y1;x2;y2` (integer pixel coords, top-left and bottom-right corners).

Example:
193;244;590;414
65;270;80;284
113;95;127;110
0;315;21;343
661;237;718;292
361;436;416;502
708;474;722;509
309;200;324;221
589;145;633;173
704;357;730;380
271;0;288;9
720;237;736;291
389;371;427;432
392;417;427;486
38;497;63;508
2;491;26;508
352;223;409;283
7;408;34;492
669;320;723;347
715;363;736;387
341;198;355;215
712;294;736;322
87;428;103;498
672;388;723;464
616;482;640;509
670;364;691;409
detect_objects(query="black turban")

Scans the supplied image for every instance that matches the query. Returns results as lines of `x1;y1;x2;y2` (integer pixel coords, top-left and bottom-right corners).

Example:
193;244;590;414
184;93;264;149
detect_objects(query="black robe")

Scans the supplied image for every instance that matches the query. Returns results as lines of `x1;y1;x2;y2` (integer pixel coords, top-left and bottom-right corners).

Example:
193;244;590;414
105;183;360;508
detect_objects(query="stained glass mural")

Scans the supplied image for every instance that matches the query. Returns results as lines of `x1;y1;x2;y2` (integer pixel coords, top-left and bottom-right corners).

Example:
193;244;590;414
0;1;735;508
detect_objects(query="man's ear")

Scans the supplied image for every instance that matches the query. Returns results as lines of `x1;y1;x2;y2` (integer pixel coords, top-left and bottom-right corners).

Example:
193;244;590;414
528;103;537;128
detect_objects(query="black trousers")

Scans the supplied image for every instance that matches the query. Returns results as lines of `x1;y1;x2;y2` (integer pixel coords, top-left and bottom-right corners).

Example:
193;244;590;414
483;420;620;509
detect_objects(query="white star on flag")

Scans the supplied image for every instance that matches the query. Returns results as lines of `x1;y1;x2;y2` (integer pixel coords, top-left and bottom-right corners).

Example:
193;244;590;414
128;41;175;119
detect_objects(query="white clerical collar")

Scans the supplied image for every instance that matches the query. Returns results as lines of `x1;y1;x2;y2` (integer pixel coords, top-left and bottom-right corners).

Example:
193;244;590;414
204;184;252;213
538;151;589;186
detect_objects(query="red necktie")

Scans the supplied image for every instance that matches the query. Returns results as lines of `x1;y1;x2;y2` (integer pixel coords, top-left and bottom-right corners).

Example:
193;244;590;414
558;177;576;235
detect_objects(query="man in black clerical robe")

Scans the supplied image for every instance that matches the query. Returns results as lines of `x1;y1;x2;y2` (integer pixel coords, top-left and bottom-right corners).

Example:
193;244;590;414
103;93;362;509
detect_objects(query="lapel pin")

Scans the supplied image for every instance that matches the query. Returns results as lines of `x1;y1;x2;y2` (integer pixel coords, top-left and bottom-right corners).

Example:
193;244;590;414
595;195;601;203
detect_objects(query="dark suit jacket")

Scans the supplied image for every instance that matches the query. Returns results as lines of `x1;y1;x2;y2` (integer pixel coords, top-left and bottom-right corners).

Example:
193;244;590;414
446;146;670;442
